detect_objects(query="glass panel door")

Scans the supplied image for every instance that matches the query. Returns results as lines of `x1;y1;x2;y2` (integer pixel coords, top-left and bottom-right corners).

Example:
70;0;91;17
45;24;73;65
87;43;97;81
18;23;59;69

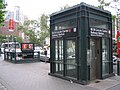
66;40;76;64
65;39;77;79
102;38;109;76
90;38;100;80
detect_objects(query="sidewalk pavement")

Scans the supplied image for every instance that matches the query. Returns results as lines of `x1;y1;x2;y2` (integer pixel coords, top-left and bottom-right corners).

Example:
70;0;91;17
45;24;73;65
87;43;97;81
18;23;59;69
0;54;120;90
0;82;7;90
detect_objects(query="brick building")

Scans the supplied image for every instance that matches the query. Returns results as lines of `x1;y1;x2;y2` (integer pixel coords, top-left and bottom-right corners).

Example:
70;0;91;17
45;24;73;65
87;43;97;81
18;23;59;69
0;20;22;36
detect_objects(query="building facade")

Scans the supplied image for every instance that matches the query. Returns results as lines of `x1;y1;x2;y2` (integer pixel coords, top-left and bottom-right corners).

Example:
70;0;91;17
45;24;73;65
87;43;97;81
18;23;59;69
0;5;27;41
49;3;114;84
0;20;21;36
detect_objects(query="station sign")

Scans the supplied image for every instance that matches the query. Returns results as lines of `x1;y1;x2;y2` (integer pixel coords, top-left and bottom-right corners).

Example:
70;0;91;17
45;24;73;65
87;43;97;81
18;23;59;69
90;27;111;37
52;28;77;38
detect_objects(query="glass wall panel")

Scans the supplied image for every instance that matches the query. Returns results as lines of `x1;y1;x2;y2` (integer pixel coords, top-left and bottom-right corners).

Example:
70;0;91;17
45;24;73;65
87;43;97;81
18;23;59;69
55;40;58;60
54;19;77;30
54;40;64;75
55;40;63;62
59;40;63;62
66;40;76;65
65;39;77;79
66;65;77;79
89;18;108;29
102;38;110;76
55;63;64;75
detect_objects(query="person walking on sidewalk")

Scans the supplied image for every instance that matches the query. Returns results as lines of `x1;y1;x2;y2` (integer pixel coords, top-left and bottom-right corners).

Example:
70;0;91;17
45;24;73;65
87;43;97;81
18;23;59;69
0;47;1;56
44;48;47;63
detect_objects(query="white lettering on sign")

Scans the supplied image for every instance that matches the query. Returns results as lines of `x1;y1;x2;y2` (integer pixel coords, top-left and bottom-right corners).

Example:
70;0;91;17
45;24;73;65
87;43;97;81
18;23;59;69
90;27;110;37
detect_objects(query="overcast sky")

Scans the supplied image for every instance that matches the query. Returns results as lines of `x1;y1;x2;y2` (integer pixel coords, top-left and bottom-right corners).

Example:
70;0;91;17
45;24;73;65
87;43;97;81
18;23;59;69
5;0;102;19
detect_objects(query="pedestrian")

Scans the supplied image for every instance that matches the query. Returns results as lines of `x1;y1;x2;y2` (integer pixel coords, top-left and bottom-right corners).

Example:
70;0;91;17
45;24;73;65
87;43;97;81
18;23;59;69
0;47;1;56
44;48;47;63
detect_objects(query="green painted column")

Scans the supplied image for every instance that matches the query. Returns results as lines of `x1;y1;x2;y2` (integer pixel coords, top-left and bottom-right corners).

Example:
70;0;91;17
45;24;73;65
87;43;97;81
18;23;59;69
79;10;88;84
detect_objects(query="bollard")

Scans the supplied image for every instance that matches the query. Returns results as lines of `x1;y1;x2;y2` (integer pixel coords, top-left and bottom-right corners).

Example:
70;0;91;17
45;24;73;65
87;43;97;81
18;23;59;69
117;60;120;75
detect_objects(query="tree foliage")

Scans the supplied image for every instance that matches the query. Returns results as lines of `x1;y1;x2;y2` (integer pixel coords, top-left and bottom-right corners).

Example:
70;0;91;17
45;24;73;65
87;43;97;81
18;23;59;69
0;0;6;26
0;34;6;43
15;36;23;43
0;34;23;44
17;20;38;43
39;14;50;45
97;0;120;38
97;0;111;9
97;0;120;10
17;14;50;46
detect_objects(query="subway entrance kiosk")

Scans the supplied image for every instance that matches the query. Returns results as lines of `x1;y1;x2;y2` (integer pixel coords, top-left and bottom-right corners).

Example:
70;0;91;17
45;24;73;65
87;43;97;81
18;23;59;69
49;2;114;84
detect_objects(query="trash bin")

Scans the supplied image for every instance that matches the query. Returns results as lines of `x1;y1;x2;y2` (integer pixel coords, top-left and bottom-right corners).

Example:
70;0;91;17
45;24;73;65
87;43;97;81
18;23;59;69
117;60;120;75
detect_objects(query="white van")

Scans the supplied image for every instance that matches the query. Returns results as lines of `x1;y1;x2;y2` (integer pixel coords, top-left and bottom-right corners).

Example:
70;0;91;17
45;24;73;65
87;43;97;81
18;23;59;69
1;42;21;53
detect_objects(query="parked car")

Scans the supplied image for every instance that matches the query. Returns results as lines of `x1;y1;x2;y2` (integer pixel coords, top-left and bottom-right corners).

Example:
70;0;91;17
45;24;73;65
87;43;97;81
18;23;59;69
39;54;50;62
34;46;44;58
40;49;50;62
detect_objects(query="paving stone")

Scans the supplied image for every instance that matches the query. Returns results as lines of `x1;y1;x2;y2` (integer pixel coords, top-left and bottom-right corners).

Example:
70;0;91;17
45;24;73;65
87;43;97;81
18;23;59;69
0;54;120;90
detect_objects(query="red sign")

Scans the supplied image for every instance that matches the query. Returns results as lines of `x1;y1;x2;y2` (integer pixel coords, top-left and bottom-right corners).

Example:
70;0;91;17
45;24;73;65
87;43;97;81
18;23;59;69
22;44;28;50
116;31;120;58
9;19;14;31
22;44;33;50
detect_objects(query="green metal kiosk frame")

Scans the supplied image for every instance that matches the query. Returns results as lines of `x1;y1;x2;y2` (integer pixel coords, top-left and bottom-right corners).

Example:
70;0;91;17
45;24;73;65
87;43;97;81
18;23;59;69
49;2;114;84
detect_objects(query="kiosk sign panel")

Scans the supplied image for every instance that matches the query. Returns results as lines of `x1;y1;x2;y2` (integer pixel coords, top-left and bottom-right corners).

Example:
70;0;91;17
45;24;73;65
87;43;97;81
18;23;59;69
22;43;34;51
21;43;34;58
52;28;77;39
90;27;111;37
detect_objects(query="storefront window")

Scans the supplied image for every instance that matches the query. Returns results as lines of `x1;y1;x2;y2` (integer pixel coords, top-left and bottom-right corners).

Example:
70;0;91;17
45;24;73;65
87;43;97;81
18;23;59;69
102;38;109;76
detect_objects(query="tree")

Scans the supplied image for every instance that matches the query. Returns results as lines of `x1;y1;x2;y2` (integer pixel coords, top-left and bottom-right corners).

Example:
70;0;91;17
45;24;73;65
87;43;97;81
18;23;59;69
97;0;111;9
17;14;50;46
0;34;6;44
97;0;120;10
97;0;120;38
39;14;50;45
12;35;23;43
17;20;40;44
0;0;6;26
